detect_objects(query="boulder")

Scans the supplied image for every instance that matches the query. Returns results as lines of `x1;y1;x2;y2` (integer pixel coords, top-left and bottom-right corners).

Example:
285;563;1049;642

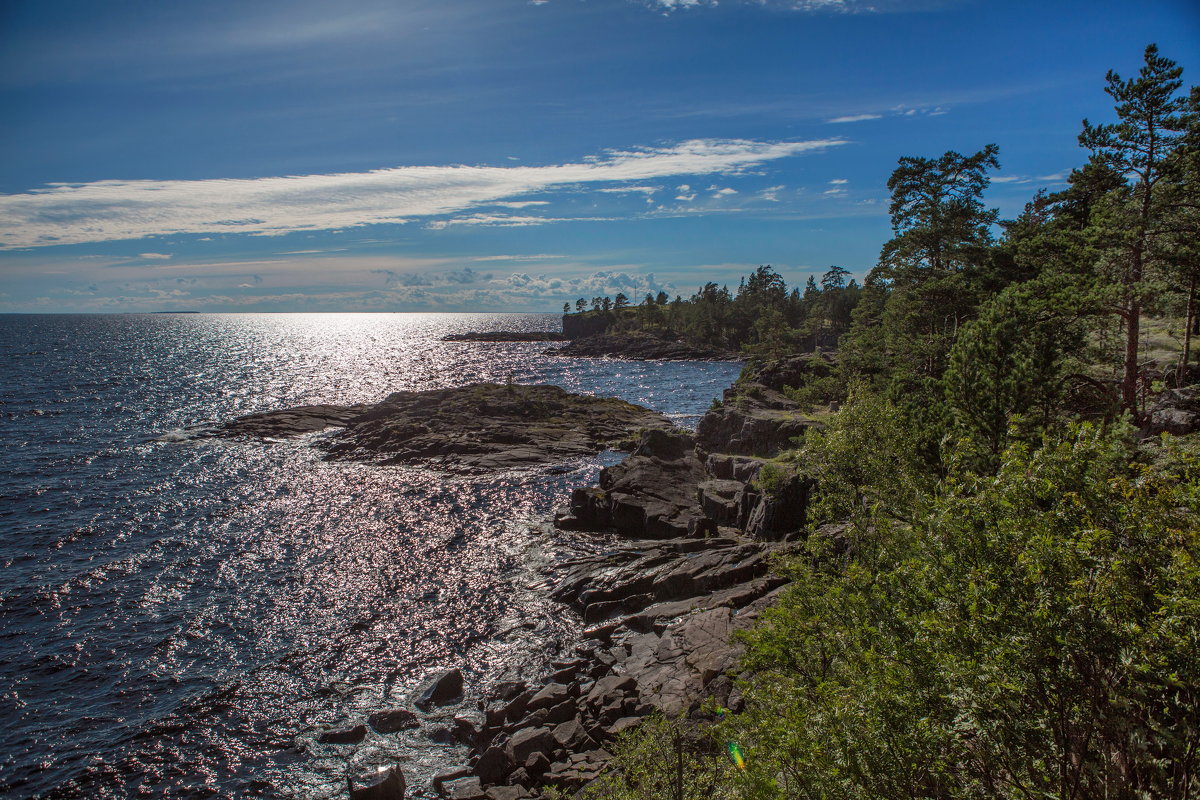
695;355;832;456
697;479;745;525
525;682;570;713
585;675;637;708
523;751;551;778
1142;386;1200;437
505;727;557;765
444;777;487;800
433;769;472;793
317;724;367;745
543;699;577;726
350;766;406;800
453;714;482;746
552;718;597;751
475;745;515;785
415;668;464;711
368;708;419;733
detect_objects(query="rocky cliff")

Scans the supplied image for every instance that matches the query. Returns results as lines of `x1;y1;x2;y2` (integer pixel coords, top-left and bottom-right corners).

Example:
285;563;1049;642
422;357;822;798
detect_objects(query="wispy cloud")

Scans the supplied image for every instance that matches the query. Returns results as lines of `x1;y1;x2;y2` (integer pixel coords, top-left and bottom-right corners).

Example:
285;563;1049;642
425;214;616;230
826;113;882;123
992;172;1069;186
827;104;949;124
0;138;845;249
646;0;884;11
596;185;660;195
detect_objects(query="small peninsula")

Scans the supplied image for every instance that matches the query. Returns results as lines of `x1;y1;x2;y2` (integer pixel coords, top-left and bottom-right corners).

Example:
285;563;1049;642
214;383;672;472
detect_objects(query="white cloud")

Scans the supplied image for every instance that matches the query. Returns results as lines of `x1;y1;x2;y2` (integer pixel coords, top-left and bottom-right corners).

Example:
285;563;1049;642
138;252;173;260
759;185;785;202
597;185;659;195
0;137;845;249
490;200;551;208
826;113;882;123
828;178;848;184
711;187;738;197
426;214;615;230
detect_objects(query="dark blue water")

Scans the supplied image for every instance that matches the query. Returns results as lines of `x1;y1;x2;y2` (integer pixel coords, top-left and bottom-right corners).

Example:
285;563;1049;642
0;313;740;799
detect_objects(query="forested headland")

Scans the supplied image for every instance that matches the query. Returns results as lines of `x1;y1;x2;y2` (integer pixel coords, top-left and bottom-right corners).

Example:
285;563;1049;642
560;44;1200;800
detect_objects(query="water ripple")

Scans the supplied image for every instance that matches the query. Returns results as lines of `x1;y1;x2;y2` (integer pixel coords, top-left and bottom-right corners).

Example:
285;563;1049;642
0;313;740;797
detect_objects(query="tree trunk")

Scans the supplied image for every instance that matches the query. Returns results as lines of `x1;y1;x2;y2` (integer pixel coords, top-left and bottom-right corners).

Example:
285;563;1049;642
1122;287;1141;415
1123;180;1155;417
1178;272;1195;386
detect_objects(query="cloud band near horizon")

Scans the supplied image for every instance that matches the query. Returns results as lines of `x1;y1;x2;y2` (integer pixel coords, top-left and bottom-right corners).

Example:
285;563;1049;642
0;138;845;250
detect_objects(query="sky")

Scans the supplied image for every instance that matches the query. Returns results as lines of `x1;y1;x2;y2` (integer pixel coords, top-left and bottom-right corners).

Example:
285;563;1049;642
1;0;1197;313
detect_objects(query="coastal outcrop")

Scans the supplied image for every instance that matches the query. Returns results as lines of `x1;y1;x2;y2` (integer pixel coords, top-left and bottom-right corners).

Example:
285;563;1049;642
696;352;830;456
428;536;786;797
403;357;823;797
544;332;740;361
556;428;712;539
443;332;565;342
211;383;673;472
261;359;821;797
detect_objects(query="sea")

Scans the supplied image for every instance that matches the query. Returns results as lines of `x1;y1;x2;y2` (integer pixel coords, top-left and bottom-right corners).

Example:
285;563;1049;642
0;313;741;799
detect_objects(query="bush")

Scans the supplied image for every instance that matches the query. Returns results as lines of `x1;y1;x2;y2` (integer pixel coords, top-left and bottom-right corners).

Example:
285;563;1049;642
731;424;1200;799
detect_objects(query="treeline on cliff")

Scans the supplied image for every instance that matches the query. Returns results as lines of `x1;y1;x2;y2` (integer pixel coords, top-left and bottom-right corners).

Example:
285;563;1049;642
570;45;1200;800
563;264;862;356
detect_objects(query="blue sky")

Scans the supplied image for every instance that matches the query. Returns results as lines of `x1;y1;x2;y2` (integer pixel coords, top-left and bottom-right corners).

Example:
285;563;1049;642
1;0;1196;313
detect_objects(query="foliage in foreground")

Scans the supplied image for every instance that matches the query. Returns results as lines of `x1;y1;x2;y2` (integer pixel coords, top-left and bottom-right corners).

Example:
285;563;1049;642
586;422;1200;800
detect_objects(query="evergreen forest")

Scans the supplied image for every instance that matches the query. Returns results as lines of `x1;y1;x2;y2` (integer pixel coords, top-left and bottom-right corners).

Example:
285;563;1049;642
559;44;1200;800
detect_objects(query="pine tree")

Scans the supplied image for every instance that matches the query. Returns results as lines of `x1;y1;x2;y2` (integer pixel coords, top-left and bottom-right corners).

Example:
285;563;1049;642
1079;44;1190;412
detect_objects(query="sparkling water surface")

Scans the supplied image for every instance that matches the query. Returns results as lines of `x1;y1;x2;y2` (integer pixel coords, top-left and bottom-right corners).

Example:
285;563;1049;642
0;313;741;798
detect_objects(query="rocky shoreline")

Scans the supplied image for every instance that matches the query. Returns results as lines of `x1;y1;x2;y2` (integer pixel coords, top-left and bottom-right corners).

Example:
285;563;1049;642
204;356;826;798
544;332;741;362
329;355;827;799
207;383;673;473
